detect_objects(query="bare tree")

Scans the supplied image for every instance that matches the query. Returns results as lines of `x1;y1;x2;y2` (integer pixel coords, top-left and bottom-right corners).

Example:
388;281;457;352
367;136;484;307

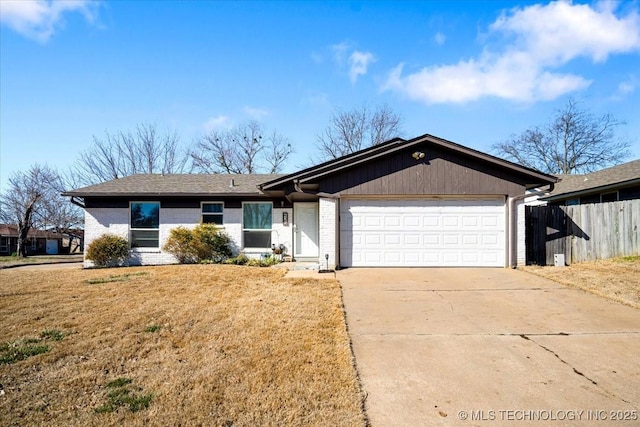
492;98;631;174
0;164;81;257
72;123;190;185
190;120;293;174
316;104;402;160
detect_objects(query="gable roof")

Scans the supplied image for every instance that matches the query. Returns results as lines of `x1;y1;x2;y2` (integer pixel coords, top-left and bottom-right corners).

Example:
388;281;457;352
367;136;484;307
542;159;640;201
260;133;557;191
63;174;285;198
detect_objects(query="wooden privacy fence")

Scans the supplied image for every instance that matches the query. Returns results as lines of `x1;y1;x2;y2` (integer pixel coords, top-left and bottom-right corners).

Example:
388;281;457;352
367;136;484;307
526;200;640;265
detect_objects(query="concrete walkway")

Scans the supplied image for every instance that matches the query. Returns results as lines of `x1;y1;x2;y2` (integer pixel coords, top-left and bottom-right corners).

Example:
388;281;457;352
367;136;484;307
338;268;640;426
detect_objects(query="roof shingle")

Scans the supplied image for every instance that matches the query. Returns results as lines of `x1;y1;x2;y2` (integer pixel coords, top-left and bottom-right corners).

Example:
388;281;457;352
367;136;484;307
63;174;285;197
546;159;640;198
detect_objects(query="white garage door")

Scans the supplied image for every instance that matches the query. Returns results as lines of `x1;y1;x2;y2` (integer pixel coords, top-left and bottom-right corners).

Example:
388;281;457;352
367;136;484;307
340;198;506;267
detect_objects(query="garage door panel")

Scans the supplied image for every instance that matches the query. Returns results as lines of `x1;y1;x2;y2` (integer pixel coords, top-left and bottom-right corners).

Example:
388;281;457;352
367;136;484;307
462;216;479;227
384;216;401;227
462;234;479;245
340;198;505;267
482;234;499;245
404;216;421;227
424;234;440;245
423;217;439;227
443;234;460;245
384;234;402;245
442;216;459;227
483;216;499;227
404;234;421;245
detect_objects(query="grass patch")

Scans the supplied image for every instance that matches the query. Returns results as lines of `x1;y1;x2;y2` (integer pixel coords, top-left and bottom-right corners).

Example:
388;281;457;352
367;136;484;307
616;255;640;263
144;324;161;333
95;377;153;413
0;340;49;365
41;329;65;341
522;256;640;308
85;271;149;285
0;265;365;426
0;330;64;365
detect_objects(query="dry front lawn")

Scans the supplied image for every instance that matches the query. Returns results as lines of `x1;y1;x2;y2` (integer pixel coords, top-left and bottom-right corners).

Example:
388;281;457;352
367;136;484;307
521;256;640;309
0;265;366;426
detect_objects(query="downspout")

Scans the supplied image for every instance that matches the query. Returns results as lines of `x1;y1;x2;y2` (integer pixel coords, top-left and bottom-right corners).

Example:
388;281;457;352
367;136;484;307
507;184;554;269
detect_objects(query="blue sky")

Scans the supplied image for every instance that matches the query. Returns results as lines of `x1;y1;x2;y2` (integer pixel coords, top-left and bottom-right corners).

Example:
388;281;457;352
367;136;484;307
1;0;639;190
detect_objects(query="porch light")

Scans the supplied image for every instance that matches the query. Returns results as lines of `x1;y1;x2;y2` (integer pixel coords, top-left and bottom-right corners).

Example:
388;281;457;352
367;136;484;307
412;151;425;160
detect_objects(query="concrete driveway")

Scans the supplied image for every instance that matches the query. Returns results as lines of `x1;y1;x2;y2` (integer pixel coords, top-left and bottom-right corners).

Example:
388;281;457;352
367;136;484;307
339;268;640;426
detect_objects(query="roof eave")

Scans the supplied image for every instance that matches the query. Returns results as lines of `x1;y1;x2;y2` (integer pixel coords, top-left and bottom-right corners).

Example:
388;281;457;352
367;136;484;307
541;177;640;201
63;192;267;198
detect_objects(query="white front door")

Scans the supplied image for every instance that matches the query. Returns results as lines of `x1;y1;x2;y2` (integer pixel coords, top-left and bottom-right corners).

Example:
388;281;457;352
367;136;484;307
294;202;319;258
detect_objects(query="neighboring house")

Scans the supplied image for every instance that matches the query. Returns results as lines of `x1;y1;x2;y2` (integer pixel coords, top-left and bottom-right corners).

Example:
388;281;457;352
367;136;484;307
64;133;557;269
541;159;640;205
0;224;64;256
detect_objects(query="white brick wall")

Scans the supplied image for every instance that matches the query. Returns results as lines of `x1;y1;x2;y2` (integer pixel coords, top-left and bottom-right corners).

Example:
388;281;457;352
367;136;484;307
84;208;129;268
318;198;338;269
222;208;242;255
272;207;293;257
84;204;293;266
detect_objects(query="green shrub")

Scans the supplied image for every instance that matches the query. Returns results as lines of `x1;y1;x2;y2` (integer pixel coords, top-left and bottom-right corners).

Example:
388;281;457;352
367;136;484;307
225;254;249;265
86;234;129;267
162;227;197;263
245;255;280;267
163;224;232;264
193;223;232;262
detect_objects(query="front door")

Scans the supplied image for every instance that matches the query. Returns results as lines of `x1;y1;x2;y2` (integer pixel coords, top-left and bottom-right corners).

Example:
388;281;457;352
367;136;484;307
294;202;319;259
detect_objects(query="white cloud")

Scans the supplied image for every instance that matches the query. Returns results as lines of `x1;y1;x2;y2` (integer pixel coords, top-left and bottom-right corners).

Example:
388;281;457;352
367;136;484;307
383;1;640;104
203;115;231;132
348;51;375;83
616;74;638;97
434;31;446;46
243;106;270;120
331;41;352;65
327;40;376;83
0;0;100;43
618;81;635;94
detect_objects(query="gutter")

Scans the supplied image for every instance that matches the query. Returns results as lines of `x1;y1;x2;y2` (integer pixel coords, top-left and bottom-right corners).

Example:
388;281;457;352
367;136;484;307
69;196;86;209
293;180;340;199
507;184;554;269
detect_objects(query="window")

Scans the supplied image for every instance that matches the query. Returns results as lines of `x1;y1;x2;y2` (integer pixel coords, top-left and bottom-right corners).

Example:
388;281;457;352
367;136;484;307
0;237;7;253
202;202;224;225
601;191;618;203
243;202;272;248
130;202;160;248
